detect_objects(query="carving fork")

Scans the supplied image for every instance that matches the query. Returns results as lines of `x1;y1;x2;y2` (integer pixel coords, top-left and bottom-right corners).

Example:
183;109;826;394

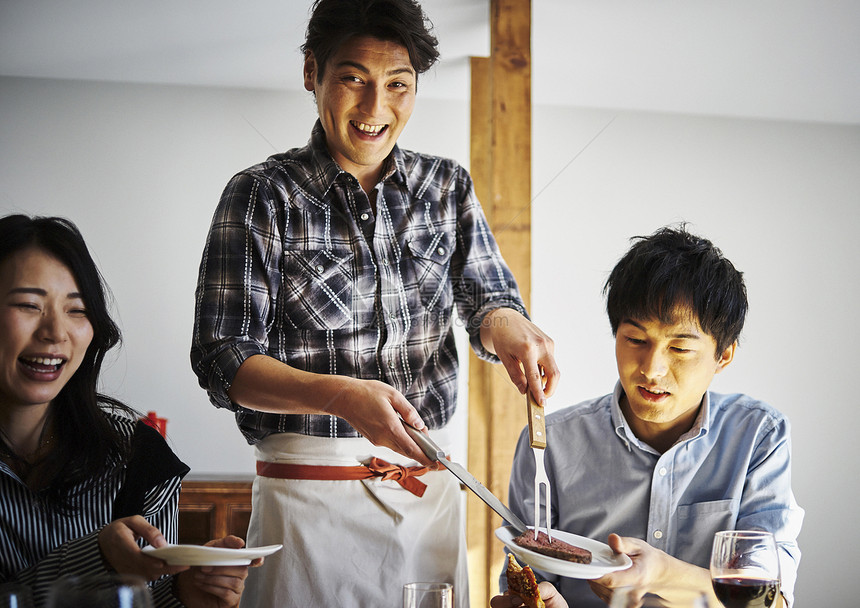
527;392;552;541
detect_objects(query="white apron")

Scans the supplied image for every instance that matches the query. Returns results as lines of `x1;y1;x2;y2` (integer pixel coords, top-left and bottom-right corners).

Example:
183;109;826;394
240;431;469;608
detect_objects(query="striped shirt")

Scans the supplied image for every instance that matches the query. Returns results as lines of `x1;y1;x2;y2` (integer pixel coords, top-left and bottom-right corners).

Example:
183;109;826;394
191;120;526;443
0;414;186;607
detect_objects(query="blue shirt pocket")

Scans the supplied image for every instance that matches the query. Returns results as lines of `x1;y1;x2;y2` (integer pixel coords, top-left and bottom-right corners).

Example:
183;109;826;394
676;498;739;565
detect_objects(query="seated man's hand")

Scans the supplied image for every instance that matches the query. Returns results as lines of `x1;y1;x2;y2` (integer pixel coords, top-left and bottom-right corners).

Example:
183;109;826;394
589;534;713;606
490;581;569;608
589;533;670;602
98;516;188;581
174;535;262;608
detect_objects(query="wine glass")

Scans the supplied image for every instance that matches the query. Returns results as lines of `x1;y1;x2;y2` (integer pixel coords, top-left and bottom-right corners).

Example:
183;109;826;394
0;583;35;608
710;530;781;608
46;574;154;608
402;582;453;608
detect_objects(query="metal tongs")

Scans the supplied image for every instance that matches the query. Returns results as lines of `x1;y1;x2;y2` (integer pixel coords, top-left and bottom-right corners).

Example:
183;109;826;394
527;392;552;540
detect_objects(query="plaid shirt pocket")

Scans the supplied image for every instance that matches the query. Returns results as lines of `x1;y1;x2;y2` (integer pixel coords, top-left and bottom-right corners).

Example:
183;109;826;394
405;231;454;311
282;249;356;330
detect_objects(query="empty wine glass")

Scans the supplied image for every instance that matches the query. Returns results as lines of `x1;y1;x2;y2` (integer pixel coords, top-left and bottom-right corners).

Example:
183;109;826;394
402;582;453;608
0;583;35;608
710;530;780;608
46;574;153;608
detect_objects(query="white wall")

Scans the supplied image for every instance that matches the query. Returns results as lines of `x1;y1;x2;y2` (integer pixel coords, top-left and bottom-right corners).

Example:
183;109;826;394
2;76;859;605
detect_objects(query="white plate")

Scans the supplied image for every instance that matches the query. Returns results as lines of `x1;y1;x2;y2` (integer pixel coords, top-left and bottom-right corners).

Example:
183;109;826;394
495;526;631;579
142;543;282;566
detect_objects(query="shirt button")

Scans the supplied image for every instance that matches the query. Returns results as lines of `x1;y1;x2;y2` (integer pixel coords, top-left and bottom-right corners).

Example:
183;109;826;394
360;212;370;221
315;264;324;273
659;467;667;476
388;360;395;369
382;258;389;266
437;247;445;256
653;530;663;540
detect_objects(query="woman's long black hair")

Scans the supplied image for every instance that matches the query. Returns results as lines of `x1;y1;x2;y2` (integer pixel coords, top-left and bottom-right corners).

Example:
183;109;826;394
0;214;136;511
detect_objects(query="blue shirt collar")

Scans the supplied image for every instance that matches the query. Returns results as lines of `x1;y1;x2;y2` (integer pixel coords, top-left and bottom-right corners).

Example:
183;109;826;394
610;381;710;453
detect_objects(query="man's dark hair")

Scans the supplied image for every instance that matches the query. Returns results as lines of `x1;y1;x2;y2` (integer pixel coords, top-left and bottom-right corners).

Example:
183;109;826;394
302;0;440;81
604;225;748;355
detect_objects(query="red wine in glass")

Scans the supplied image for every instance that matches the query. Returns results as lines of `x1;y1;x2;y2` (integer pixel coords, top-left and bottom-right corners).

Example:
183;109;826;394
712;576;779;608
710;531;781;608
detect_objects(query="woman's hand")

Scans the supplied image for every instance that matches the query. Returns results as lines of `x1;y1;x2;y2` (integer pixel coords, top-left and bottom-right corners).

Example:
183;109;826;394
174;536;262;608
97;516;187;580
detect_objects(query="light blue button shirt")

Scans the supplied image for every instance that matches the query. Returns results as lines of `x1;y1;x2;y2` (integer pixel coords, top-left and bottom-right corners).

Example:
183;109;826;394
505;382;803;607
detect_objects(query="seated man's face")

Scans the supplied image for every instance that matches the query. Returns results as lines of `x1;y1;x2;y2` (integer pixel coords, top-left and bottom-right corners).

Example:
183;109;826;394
615;309;735;440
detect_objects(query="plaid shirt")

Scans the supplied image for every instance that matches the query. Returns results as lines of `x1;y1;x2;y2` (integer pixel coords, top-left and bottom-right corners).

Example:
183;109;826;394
191;121;526;443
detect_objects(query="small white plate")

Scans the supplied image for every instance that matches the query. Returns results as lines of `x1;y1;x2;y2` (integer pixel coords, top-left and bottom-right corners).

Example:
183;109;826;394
495;526;632;579
142;543;282;566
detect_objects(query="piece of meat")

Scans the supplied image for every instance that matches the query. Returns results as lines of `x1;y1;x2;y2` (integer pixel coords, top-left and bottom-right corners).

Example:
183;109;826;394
506;554;545;608
513;530;592;564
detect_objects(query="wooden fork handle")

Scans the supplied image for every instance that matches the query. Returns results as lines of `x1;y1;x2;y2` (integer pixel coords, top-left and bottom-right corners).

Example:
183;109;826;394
526;393;547;449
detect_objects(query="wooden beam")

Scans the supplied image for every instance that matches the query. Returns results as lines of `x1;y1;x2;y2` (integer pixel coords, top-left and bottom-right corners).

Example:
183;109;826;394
467;55;492;607
468;1;531;604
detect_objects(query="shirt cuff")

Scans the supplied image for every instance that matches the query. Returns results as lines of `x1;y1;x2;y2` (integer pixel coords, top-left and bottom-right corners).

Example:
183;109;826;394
205;340;269;410
151;576;186;607
467;303;530;362
54;529;110;576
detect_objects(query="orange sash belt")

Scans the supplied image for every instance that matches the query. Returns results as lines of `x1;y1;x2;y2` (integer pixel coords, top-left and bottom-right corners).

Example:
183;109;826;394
256;457;435;498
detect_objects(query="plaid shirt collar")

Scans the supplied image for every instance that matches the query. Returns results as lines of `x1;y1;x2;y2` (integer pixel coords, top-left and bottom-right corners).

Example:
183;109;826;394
305;120;408;201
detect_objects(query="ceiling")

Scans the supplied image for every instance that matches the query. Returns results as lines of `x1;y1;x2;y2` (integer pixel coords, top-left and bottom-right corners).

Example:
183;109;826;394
1;0;858;124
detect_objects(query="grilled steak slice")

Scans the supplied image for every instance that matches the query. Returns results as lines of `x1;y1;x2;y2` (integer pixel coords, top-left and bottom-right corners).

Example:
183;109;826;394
513;530;592;564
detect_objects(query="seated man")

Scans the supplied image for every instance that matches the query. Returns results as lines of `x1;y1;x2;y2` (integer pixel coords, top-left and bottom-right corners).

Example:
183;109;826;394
492;226;803;607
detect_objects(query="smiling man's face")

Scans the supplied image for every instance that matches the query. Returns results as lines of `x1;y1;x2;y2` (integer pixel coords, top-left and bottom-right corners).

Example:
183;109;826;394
615;309;735;447
303;35;416;190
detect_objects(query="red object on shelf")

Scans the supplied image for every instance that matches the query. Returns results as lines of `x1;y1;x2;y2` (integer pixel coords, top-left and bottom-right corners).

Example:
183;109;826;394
142;411;167;437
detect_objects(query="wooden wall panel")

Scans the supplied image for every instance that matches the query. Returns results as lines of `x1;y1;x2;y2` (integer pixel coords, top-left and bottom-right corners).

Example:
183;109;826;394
178;479;253;546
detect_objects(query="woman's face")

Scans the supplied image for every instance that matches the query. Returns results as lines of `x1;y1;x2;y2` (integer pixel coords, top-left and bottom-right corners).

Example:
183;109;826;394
0;246;94;413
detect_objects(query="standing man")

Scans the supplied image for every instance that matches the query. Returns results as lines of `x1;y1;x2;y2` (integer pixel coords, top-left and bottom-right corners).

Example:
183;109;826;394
190;1;559;606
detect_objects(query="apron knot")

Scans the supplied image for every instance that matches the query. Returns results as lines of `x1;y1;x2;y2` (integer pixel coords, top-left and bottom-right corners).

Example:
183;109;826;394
366;457;431;497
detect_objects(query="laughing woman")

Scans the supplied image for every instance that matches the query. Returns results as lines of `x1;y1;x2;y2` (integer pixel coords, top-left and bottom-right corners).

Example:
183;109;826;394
0;214;258;607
